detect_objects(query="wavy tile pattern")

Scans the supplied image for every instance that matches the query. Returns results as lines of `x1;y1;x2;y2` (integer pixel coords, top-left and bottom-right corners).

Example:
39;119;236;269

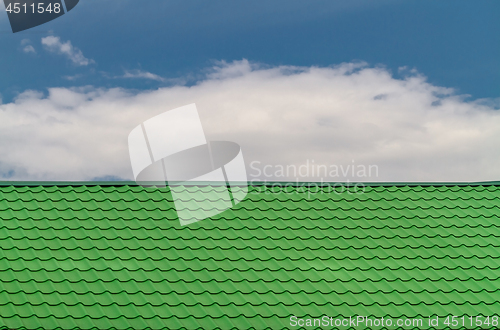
0;183;499;329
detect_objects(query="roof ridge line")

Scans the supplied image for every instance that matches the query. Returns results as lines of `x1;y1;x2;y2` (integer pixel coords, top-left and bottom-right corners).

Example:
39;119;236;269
0;180;499;187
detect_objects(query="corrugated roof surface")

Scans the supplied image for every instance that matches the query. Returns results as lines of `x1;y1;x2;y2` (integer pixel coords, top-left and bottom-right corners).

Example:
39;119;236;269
0;183;499;329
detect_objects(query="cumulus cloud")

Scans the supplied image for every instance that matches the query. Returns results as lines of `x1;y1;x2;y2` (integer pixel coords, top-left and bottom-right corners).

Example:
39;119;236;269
0;60;499;182
22;45;36;54
20;39;36;54
121;69;165;82
41;36;93;66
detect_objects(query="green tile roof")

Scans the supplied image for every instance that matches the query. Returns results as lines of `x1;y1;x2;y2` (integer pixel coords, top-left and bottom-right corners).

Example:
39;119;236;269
0;183;499;329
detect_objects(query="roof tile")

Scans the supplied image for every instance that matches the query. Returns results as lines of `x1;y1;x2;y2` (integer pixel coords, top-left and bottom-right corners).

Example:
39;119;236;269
0;183;498;329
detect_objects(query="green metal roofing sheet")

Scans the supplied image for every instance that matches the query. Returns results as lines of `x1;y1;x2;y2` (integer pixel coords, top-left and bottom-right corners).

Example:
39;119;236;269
0;183;499;329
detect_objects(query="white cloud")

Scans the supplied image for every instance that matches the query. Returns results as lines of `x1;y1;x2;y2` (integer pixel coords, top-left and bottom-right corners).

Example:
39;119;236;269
41;36;93;66
121;69;165;82
20;39;36;54
0;60;500;182
23;45;36;54
63;74;83;81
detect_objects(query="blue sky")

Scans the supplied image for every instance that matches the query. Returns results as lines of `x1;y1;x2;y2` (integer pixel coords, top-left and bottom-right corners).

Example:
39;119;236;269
0;0;500;182
1;0;498;102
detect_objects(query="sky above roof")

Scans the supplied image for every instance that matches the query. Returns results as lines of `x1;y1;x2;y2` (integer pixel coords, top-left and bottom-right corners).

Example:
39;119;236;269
0;0;499;181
